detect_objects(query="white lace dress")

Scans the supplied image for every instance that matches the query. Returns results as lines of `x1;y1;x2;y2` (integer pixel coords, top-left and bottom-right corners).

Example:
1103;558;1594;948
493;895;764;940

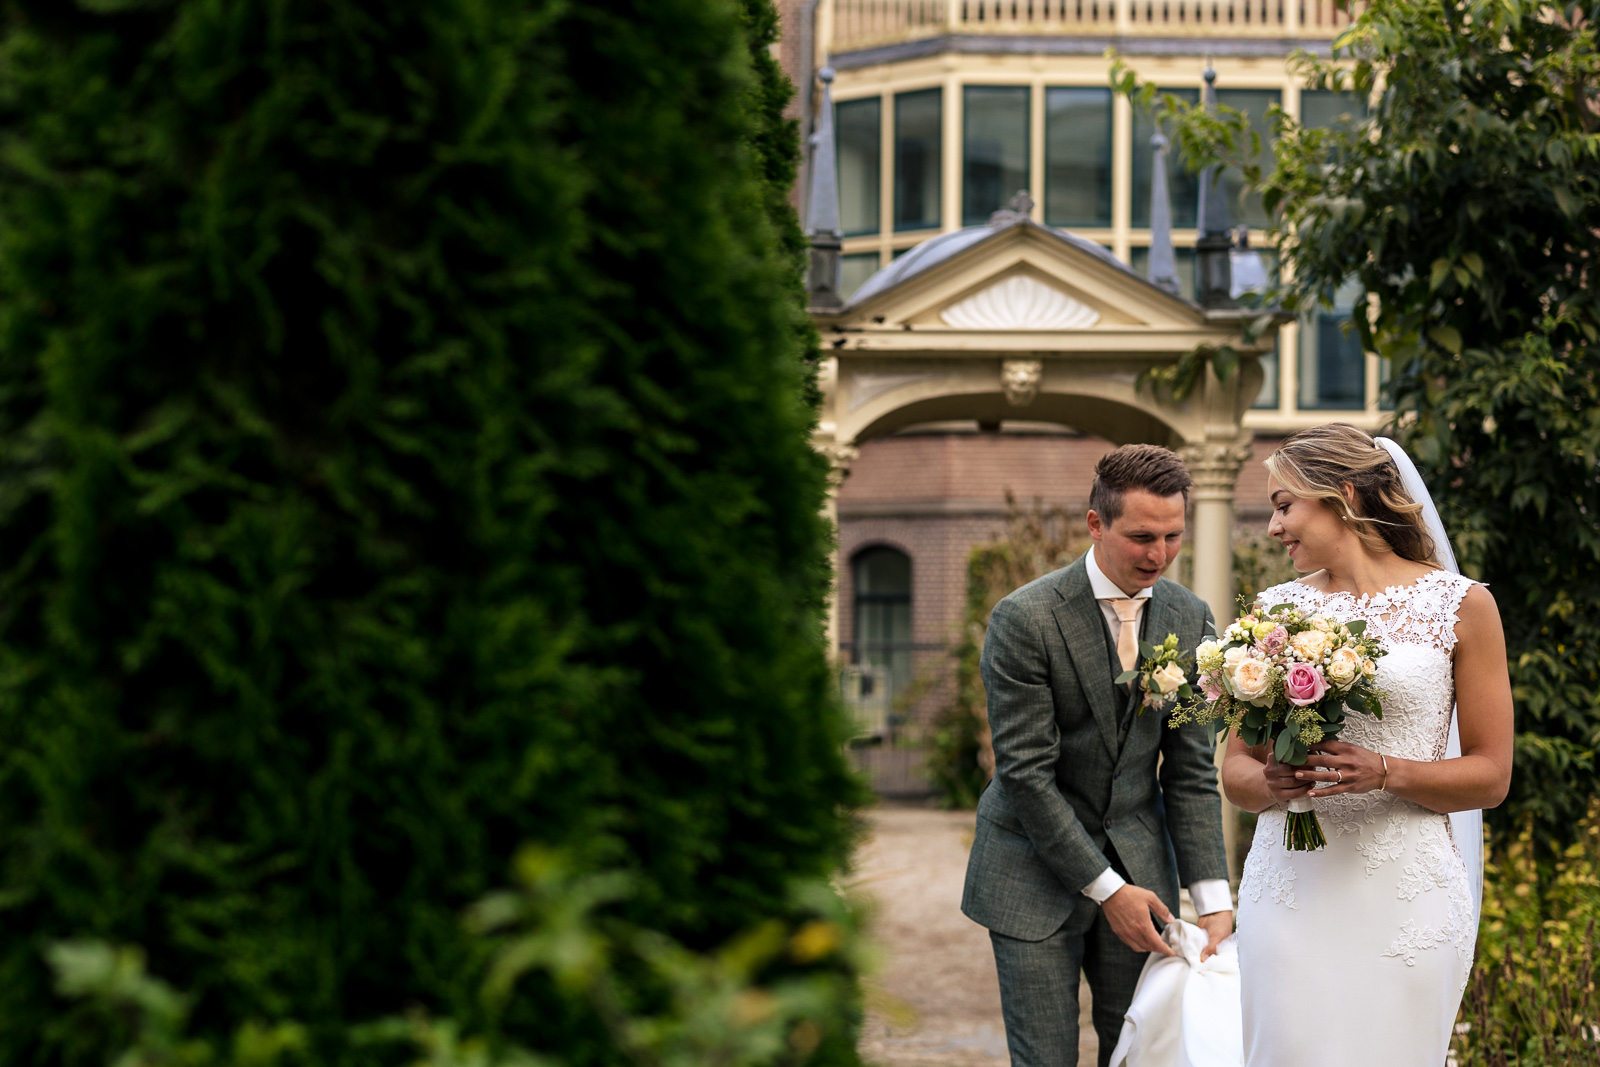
1236;572;1476;1065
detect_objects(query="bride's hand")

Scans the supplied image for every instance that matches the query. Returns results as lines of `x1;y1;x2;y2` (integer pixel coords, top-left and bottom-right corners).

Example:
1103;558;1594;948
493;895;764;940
1298;741;1384;796
1262;753;1313;804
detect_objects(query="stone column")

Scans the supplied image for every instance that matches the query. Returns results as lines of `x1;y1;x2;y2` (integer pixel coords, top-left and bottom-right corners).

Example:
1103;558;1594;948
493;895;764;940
819;441;859;660
1180;436;1253;881
1180;438;1253;625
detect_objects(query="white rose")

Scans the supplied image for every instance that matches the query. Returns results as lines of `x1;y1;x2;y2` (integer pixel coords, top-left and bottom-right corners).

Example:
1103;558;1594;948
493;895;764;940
1327;646;1363;689
1152;661;1187;696
1290;629;1334;663
1227;653;1275;703
1195;639;1224;672
1224;645;1250;671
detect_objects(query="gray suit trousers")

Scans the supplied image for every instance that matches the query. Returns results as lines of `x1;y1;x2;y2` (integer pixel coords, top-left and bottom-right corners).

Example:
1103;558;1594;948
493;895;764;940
990;908;1145;1067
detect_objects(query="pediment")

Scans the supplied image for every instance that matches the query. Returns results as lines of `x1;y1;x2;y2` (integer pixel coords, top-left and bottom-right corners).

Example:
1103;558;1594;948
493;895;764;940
826;221;1205;334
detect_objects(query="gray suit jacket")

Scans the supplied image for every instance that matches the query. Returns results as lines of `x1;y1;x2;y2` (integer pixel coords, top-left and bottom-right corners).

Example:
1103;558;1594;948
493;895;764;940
961;555;1229;941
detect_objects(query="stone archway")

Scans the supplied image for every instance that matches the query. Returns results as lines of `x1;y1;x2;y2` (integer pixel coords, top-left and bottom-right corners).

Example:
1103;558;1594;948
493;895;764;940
813;215;1274;638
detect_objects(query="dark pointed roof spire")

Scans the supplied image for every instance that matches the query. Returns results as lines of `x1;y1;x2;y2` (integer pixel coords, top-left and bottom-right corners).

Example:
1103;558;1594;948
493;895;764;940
1147;132;1180;296
1195;63;1236;308
807;67;843;308
807;67;841;239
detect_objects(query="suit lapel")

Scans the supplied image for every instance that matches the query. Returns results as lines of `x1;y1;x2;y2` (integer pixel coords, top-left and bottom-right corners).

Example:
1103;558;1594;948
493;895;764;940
1050;558;1123;759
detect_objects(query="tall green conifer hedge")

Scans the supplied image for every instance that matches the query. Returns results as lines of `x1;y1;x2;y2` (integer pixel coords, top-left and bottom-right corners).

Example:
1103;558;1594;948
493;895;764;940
0;1;861;1062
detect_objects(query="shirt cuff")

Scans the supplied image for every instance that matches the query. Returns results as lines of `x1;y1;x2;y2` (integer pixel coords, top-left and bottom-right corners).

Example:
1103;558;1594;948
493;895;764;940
1081;866;1127;904
1189;878;1233;916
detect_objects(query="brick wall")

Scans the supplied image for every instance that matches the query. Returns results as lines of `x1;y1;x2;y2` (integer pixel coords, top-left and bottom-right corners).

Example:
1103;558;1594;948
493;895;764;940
836;431;1286;729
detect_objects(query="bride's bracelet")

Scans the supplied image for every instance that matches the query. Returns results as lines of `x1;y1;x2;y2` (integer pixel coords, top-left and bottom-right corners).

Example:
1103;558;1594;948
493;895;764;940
1379;754;1390;792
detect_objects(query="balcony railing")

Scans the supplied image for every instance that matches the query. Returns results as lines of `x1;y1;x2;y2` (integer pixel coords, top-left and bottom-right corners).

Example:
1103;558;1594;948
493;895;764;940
829;0;1357;51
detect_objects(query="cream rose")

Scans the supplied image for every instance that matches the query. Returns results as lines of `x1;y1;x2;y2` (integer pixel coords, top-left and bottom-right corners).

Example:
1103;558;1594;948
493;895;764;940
1310;615;1334;633
1227;653;1275;703
1152;661;1187;696
1362;658;1377;678
1290;629;1334;663
1326;646;1363;689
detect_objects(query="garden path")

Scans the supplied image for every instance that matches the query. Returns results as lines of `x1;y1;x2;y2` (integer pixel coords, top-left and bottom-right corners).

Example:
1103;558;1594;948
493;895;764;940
852;803;1097;1066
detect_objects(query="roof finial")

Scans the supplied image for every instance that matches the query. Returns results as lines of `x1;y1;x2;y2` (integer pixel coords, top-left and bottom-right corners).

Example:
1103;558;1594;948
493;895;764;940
807;67;843;308
1195;63;1236;308
987;189;1035;227
1147;133;1180;296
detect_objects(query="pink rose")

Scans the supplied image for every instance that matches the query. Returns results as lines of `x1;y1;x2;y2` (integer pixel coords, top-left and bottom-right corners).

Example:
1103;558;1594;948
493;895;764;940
1201;673;1224;701
1284;662;1328;706
1257;625;1288;656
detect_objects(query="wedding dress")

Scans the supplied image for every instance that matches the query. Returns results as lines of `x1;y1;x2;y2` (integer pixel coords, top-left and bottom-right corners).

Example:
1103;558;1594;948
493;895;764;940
1236;570;1477;1065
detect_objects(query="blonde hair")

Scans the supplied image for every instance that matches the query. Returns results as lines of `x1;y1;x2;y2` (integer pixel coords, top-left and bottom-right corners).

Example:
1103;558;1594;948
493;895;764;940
1264;424;1440;566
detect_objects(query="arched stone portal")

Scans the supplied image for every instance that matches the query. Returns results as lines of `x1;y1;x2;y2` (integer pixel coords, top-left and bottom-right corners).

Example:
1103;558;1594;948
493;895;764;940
813;214;1277;637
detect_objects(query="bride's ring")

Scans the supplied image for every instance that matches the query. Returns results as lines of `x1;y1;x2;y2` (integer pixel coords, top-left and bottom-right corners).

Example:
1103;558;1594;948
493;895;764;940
1336;770;1344;784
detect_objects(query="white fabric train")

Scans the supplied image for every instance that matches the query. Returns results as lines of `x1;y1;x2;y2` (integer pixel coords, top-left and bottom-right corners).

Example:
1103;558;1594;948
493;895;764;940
1107;920;1243;1067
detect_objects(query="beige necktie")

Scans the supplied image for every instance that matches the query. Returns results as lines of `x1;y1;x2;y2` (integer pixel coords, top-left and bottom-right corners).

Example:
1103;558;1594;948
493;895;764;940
1108;598;1142;673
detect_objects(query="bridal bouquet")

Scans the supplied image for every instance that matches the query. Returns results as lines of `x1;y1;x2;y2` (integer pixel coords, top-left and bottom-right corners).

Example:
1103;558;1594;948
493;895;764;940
1169;603;1387;850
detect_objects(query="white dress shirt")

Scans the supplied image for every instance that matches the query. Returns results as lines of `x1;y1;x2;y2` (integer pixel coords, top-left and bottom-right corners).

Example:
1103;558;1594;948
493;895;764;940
1082;547;1233;918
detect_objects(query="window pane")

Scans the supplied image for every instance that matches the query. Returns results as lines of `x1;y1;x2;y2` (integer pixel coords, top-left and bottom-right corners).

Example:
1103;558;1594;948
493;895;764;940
894;89;942;231
1300;88;1366;130
837;97;881;237
853;548;912;700
1215;89;1280;231
1253;343;1281;409
1044;88;1112;228
855;547;910;595
1131;89;1200;229
1129;246;1197;300
1298;279;1365;409
840;252;880;301
963;86;1030;226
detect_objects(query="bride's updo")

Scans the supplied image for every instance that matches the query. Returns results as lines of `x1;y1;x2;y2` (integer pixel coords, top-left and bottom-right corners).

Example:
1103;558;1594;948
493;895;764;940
1265;423;1440;566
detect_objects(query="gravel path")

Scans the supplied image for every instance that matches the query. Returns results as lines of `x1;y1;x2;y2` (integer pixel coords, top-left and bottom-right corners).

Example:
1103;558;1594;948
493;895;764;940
852;804;1097;1066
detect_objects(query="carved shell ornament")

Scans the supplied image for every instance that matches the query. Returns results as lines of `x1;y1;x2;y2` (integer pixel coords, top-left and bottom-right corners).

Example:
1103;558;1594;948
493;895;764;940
940;275;1101;330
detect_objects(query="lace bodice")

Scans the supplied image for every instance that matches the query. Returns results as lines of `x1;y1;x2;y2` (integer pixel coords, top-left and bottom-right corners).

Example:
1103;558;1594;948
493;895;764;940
1238;569;1477;990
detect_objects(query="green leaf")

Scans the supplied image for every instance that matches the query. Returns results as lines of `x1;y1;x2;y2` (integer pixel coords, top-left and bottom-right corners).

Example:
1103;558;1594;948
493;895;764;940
1345;620;1366;636
1553;186;1580;217
1269;603;1294;614
1210;345;1240;381
1274;728;1297;763
1116;669;1139;685
1429;258;1452;291
1345;691;1370;715
1427;325;1462;354
1461;252;1484;278
1138;640;1157;659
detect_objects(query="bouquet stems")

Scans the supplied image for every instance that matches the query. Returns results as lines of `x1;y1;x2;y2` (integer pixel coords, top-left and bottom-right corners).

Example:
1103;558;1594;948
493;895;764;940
1284;798;1326;851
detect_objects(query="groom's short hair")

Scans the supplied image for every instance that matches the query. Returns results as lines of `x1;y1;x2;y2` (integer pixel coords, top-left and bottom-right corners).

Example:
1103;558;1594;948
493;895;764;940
1089;444;1192;525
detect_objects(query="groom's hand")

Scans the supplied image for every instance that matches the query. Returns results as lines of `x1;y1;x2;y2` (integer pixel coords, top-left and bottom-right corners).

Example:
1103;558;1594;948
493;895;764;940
1196;909;1233;962
1101;885;1175;956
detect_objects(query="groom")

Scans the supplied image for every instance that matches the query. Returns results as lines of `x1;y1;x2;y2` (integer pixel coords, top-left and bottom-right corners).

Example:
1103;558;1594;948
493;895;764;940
962;444;1233;1067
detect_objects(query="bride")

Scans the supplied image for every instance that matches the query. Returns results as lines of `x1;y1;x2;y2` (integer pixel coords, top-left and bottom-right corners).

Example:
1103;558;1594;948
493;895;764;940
1227;424;1514;1064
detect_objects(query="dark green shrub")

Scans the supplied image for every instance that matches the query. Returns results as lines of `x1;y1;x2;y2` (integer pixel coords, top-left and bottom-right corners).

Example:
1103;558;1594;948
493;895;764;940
0;1;862;1064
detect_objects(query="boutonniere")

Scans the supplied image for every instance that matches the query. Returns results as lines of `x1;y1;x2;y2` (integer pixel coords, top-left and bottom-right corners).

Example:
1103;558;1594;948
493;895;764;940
1116;633;1195;715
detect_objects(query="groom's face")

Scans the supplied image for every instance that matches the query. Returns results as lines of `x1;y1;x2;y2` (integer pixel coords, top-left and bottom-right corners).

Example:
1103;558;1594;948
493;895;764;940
1087;489;1187;595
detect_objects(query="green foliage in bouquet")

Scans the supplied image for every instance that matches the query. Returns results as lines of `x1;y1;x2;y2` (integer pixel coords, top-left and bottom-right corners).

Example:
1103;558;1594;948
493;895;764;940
44;849;868;1067
0;1;863;1063
1453;800;1600;1065
1114;0;1600;854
